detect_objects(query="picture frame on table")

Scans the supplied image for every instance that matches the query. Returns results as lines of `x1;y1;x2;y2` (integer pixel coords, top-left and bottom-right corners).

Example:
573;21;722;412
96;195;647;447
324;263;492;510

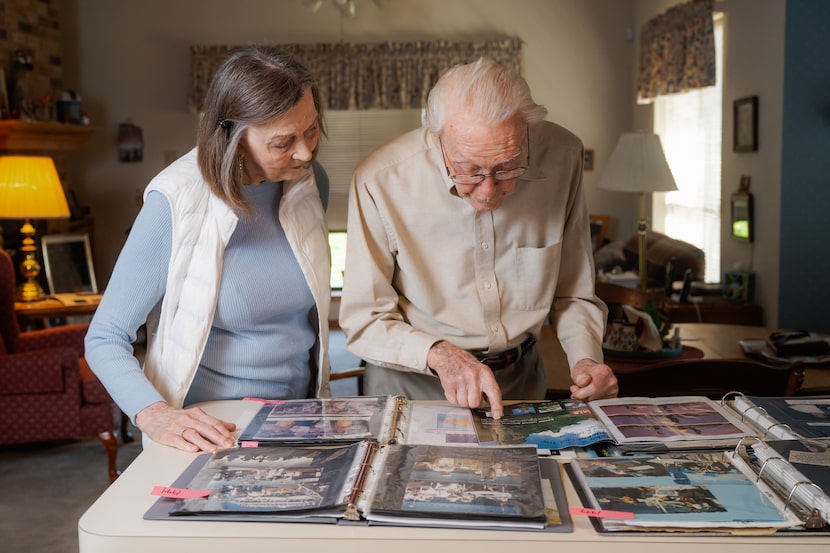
733;95;758;152
41;233;99;294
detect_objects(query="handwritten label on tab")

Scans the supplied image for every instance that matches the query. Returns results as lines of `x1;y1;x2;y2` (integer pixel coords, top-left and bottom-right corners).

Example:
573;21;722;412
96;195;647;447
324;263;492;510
570;506;635;519
151;486;211;499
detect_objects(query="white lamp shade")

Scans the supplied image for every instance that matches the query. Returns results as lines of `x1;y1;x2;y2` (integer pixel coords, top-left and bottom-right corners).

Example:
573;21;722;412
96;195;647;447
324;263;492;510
0;155;71;219
597;132;678;194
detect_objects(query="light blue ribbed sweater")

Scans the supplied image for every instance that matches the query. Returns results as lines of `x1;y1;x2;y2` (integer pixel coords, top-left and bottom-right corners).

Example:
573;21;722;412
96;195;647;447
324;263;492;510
86;177;323;420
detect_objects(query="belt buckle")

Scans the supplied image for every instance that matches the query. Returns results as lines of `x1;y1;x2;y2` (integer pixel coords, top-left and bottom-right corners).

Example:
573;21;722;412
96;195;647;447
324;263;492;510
477;352;503;364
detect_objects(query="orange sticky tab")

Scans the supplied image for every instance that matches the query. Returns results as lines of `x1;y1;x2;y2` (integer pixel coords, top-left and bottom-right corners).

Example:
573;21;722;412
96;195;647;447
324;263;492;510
151;486;211;499
569;506;635;519
239;441;260;448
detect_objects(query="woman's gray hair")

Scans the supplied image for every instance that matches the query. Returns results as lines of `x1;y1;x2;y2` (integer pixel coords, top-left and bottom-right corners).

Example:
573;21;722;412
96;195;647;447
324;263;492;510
196;46;324;215
425;57;547;136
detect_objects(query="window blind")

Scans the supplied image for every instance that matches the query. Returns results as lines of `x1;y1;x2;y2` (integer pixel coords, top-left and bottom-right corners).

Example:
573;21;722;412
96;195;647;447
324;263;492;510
317;109;423;231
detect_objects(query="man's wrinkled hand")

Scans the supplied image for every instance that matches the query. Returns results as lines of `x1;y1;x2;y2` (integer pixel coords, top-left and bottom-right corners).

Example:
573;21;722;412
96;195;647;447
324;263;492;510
135;401;237;452
569;358;618;401
427;341;504;419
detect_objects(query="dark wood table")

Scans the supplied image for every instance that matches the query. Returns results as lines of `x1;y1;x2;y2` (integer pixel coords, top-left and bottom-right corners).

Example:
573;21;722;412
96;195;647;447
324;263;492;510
15;294;101;329
541;323;830;396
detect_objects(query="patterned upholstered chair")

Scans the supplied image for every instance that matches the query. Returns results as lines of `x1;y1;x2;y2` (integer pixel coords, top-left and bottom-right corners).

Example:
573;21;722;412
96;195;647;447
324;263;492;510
0;248;120;481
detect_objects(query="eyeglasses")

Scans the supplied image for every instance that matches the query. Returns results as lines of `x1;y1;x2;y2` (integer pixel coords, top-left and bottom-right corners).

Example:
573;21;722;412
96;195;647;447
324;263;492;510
439;127;530;186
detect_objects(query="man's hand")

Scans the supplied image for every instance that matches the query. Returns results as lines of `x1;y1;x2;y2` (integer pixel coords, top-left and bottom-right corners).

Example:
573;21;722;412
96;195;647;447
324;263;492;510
135;401;237;452
569;358;618;401
427;341;504;419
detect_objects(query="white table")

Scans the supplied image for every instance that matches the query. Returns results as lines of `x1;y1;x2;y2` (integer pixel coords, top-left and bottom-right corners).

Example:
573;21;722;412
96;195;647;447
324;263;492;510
78;400;830;552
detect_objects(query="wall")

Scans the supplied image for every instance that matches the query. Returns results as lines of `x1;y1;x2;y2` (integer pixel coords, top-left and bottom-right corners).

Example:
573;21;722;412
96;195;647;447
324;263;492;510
59;0;635;287
60;0;823;333
719;0;786;329
632;0;786;328
779;0;830;333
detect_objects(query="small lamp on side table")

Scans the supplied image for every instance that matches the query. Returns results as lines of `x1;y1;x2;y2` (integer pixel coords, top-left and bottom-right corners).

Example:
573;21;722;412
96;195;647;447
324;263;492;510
597;132;678;291
0;155;71;301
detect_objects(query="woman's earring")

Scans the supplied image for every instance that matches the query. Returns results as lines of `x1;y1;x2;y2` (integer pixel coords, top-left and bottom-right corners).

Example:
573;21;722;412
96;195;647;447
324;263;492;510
237;155;244;181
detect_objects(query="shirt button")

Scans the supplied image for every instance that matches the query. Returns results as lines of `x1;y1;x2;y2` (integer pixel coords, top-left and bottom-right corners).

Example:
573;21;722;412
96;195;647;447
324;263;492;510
481;242;489;250
483;281;492;289
490;326;499;334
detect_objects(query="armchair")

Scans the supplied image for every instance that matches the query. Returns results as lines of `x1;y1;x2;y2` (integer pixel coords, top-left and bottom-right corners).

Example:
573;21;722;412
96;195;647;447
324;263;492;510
0;249;120;481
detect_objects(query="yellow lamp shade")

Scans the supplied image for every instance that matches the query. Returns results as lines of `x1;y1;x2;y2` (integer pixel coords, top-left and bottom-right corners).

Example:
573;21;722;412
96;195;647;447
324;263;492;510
0;155;71;220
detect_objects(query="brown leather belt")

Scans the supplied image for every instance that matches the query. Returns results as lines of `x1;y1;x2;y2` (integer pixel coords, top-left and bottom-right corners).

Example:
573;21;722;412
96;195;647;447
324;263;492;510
471;336;536;372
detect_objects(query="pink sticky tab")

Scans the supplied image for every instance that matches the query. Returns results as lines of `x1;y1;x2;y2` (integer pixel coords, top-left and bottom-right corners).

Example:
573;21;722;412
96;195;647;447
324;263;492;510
151;486;211;499
570;506;635;520
239;441;260;448
242;397;286;405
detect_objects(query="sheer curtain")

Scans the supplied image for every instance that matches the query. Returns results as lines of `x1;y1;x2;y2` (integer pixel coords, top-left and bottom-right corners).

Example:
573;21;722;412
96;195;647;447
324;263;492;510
652;15;723;284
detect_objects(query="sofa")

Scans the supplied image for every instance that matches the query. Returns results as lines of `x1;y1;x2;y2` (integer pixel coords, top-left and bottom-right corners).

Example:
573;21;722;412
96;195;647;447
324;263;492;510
594;230;705;289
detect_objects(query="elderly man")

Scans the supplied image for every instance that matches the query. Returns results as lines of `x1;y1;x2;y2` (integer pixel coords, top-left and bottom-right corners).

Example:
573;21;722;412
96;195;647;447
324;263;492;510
339;58;617;418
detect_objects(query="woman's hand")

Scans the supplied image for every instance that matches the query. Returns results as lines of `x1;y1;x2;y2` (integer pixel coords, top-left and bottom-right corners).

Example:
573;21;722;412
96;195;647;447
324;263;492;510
135;401;237;452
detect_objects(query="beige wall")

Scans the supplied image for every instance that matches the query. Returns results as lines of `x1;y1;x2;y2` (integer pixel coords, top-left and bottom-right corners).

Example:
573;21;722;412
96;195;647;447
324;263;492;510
632;0;785;327
60;0;786;326
59;0;635;287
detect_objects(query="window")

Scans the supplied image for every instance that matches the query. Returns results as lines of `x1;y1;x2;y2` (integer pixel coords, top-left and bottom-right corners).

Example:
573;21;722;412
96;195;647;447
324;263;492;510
317;109;423;232
317;109;423;287
652;15;723;284
329;231;347;289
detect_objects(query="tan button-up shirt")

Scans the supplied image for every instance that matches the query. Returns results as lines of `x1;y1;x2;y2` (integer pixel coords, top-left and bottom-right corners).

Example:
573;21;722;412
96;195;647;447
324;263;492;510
339;121;606;379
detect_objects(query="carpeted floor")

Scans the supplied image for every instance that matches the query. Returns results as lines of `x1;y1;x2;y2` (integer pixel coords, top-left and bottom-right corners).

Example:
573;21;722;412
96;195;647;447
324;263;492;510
0;428;143;553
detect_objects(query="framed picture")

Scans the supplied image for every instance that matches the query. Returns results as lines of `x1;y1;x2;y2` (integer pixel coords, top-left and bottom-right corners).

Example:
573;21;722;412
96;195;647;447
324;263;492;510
730;192;753;242
722;270;754;302
733;95;758;152
41;233;98;294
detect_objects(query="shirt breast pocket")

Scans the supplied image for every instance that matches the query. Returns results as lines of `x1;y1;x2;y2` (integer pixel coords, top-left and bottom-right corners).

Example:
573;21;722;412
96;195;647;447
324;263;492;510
515;243;561;311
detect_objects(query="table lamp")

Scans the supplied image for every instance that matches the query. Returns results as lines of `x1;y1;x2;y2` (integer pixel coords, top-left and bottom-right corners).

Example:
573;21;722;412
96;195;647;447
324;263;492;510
597;132;678;291
0;155;71;301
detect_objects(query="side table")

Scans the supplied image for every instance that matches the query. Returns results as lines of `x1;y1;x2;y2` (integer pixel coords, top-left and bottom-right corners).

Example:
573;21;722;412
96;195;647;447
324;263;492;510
15;294;101;329
664;300;763;326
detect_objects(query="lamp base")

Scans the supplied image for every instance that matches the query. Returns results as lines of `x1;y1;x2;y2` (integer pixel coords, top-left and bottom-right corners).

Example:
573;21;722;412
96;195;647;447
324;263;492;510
15;220;46;302
16;279;46;302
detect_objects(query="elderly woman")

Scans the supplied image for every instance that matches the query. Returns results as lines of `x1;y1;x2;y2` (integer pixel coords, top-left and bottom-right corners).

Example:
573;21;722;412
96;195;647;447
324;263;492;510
85;46;331;452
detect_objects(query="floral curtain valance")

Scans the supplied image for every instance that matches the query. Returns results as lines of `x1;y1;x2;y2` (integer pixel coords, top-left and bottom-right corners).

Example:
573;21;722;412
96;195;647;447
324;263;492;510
637;0;715;103
189;38;523;113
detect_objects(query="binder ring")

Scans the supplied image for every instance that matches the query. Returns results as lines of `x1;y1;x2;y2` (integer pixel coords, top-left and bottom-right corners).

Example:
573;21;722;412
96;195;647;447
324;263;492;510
763;422;792;440
732;435;757;458
721;391;746;406
756;456;784;482
784;481;824;511
739;404;768;422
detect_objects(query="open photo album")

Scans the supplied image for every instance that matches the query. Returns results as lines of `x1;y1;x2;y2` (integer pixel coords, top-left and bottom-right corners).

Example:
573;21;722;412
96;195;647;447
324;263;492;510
144;440;571;532
146;395;830;534
471;396;758;454
236;395;405;446
567;450;803;533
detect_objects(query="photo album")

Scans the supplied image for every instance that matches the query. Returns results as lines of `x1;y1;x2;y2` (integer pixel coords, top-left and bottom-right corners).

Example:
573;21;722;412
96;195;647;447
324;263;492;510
145;396;571;532
470;396;758;454
235;395;405;446
567;451;802;533
145;394;830;533
144;440;570;531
